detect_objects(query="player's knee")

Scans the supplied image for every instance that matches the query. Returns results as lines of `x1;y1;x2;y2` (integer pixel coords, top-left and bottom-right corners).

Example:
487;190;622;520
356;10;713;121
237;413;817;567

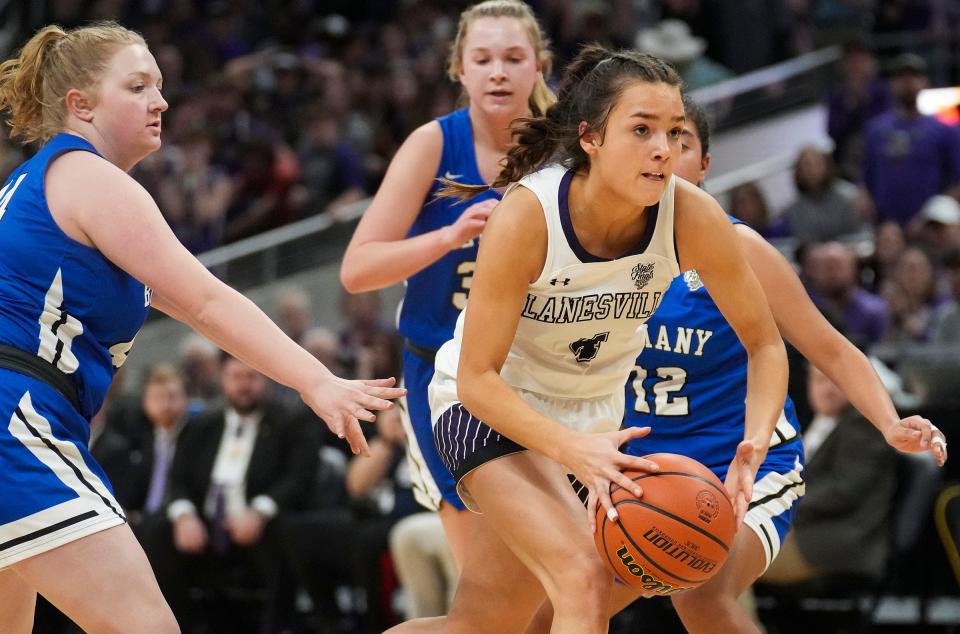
138;610;181;634
672;583;735;621
548;552;611;603
118;601;180;634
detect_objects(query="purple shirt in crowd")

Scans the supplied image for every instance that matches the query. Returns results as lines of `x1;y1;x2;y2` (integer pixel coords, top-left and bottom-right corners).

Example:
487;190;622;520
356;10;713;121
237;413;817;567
810;287;890;347
827;79;891;155
862;111;960;225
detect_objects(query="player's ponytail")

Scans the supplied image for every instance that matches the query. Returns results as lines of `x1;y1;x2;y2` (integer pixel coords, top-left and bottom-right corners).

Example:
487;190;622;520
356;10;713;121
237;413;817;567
0;22;144;144
0;26;66;144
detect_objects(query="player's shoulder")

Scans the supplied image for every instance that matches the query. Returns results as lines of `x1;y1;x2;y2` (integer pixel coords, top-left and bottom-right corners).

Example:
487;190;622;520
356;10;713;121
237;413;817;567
46;150;141;200
407;120;444;150
673;177;725;230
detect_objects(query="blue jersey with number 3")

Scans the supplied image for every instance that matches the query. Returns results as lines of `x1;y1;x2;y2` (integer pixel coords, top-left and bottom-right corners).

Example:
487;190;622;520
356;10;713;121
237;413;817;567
624;220;801;473
397;109;500;350
0;133;150;420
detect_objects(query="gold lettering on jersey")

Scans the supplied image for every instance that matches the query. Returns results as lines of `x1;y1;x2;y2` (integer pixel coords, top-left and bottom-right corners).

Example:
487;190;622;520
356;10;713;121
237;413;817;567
521;292;664;324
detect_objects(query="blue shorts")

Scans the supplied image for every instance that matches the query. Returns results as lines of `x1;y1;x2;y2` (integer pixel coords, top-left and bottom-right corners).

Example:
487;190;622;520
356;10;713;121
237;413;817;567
630;436;805;571
0;369;125;569
401;347;466;511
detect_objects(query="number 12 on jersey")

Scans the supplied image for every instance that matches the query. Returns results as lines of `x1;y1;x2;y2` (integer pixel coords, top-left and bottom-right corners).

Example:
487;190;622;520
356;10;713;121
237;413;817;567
631;365;689;416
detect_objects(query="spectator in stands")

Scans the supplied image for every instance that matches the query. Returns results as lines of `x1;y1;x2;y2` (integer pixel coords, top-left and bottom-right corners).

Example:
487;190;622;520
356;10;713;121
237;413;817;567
338;289;388;379
916;194;960;264
151;127;232;254
223;139;301;243
283;406;418;632
728;182;789;239
294;105;368;219
782;145;866;244
862;53;960;227
143;354;319;632
635;19;733;91
804;241;889;346
931;248;960;343
862;220;907;292
760;365;898;584
881;246;943;344
178;333;222;416
273;285;313;345
127;364;191;527
826;38;891;181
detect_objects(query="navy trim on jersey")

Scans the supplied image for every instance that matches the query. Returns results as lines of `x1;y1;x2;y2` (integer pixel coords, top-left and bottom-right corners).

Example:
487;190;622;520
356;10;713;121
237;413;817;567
14;407;125;521
557;169;660;263
0;510;98;552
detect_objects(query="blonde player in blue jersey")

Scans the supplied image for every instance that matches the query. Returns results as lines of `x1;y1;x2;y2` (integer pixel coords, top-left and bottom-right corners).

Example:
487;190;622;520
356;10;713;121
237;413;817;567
341;0;555;566
0;23;404;634
607;98;948;633
390;45;789;634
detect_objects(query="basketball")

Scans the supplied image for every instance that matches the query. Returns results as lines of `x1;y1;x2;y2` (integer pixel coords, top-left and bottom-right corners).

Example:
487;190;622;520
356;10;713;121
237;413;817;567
594;453;737;596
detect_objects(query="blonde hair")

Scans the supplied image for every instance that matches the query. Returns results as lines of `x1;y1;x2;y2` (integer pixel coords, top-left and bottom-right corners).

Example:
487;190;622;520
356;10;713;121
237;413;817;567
447;0;555;116
144;363;185;389
0;22;145;144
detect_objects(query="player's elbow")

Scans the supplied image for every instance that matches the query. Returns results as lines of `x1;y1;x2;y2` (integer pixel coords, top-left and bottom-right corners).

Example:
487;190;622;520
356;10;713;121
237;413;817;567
741;320;786;359
456;365;492;414
339;257;368;294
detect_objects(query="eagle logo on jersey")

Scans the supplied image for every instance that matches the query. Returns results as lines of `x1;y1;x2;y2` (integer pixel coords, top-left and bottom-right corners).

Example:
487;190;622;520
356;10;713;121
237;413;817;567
569;332;609;363
631;262;655;289
684;270;704;292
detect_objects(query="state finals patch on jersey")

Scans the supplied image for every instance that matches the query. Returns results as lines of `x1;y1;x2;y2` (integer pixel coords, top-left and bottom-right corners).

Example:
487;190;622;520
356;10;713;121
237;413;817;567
632;262;656;289
684;270;704;292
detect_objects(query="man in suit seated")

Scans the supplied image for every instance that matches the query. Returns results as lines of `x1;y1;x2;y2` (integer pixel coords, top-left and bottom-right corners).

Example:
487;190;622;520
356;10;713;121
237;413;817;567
118;363;192;527
140;353;319;632
760;365;899;584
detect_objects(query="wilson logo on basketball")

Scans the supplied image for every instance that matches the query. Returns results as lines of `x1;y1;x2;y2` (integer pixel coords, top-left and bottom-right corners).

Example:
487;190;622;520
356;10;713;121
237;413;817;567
695;490;721;523
642;528;719;573
614;545;682;595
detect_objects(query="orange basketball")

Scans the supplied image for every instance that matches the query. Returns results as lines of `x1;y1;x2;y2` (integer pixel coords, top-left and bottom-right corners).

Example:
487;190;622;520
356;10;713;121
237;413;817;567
594;453;736;596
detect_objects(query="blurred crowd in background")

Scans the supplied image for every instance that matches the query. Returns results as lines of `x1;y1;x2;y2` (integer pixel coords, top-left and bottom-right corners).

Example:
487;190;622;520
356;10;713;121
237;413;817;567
7;1;960;633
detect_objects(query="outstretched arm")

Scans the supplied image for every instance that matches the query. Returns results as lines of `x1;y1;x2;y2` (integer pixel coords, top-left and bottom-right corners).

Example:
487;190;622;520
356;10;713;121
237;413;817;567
736;224;947;466
340;121;495;292
47;152;404;456
675;181;788;523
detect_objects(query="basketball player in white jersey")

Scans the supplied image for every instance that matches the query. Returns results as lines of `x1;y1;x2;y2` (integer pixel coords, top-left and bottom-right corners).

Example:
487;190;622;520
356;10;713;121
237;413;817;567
389;45;788;633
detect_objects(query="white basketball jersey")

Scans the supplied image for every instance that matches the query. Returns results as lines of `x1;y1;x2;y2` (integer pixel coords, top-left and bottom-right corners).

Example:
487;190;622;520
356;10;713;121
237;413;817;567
433;164;681;401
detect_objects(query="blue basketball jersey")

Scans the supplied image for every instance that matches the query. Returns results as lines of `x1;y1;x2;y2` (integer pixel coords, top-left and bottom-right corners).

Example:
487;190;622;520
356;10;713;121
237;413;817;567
625;218;801;472
0;133;150;421
397;108;501;350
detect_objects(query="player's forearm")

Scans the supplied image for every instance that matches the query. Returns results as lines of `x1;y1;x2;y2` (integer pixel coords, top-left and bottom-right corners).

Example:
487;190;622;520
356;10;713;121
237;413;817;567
813;337;899;435
341;229;457;293
458;368;575;463
742;340;788;449
187;284;334;392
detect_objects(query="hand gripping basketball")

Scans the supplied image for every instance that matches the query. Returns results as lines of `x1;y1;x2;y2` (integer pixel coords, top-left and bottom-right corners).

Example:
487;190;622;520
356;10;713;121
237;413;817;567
594;453;736;596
